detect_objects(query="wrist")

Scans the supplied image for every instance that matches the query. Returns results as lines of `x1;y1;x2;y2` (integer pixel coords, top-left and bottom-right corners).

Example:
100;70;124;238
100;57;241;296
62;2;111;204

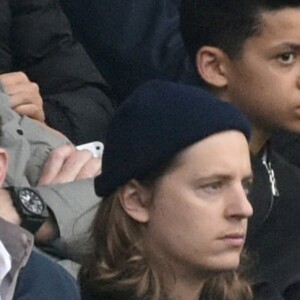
4;186;49;234
35;210;59;243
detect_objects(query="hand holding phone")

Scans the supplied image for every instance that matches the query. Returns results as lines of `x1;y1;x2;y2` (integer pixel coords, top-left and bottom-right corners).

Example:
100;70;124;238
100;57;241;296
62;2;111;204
39;143;102;185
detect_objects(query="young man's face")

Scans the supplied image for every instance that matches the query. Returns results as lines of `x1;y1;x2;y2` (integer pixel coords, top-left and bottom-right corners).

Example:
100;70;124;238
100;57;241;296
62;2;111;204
145;131;253;280
219;8;300;136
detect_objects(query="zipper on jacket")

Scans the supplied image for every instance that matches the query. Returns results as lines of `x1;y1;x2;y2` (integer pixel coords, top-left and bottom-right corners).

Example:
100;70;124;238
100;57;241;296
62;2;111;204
261;150;279;197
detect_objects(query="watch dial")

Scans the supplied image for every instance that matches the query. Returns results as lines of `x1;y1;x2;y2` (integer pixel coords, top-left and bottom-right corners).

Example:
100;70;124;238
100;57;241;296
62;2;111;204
19;189;44;215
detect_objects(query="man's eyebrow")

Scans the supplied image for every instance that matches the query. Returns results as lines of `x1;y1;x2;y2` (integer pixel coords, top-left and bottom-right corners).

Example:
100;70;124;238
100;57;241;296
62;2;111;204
277;42;300;51
194;172;253;182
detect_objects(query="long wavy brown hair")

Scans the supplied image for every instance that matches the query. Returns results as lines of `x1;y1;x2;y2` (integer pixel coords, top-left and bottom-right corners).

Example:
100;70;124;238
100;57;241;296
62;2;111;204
79;159;253;300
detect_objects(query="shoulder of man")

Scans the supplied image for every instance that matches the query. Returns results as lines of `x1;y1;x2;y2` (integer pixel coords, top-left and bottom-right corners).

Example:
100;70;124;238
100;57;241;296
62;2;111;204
13;250;80;300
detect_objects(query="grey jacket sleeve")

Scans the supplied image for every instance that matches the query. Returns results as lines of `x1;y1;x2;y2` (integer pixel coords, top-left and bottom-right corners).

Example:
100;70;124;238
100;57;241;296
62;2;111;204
0;84;69;187
36;179;100;243
0;84;99;255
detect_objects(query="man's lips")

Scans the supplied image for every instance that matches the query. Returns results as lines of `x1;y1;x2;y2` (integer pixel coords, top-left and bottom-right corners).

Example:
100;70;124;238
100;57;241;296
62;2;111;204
218;233;246;247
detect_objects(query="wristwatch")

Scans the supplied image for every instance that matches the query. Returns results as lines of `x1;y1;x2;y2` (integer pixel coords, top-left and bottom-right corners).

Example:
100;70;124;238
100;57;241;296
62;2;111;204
5;186;49;234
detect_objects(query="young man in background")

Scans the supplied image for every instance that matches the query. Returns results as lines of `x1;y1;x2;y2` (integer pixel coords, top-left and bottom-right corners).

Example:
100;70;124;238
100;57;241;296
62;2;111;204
180;0;300;298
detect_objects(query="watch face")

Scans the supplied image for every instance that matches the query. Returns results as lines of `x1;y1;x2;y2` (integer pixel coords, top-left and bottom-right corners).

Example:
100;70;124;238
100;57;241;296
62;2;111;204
19;189;45;215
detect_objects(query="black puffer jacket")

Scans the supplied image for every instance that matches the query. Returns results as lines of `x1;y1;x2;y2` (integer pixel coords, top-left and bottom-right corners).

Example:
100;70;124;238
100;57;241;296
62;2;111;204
0;0;115;144
60;0;199;104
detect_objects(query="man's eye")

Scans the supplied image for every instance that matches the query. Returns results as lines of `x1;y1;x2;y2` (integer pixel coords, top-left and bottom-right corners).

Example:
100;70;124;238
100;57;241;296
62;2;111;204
201;182;222;193
277;53;295;64
242;180;253;196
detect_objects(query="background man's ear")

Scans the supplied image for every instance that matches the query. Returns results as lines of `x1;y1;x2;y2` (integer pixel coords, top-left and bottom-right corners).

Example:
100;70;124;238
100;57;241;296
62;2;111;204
0;149;8;186
196;46;229;88
118;179;150;223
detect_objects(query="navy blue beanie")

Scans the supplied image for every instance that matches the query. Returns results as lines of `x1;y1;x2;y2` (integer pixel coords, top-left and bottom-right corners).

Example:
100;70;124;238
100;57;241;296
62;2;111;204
95;80;251;197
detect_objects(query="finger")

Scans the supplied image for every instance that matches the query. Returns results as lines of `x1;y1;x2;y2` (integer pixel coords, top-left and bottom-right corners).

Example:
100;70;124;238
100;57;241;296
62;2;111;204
0;72;30;88
6;81;40;97
13;103;45;122
50;150;95;184
7;83;42;106
39;144;76;185
75;157;102;180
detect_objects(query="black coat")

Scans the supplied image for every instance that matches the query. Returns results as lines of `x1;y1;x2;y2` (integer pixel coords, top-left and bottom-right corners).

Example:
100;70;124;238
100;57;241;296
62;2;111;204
0;0;115;144
247;148;300;299
60;0;199;103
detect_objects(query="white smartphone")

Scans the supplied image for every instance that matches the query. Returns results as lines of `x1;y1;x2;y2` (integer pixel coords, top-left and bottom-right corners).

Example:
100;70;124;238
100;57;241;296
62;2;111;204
76;141;104;158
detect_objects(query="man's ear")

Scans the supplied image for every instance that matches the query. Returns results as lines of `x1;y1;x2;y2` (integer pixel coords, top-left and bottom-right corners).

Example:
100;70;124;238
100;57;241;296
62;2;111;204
118;179;150;223
0;148;8;186
196;46;229;88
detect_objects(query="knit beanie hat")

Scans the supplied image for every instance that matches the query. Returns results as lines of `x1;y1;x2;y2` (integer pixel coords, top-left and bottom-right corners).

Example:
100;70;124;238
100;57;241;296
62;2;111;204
95;80;251;197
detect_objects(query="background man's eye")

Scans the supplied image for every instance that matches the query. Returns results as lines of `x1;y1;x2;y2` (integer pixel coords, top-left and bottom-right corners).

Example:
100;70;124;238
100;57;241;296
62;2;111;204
278;53;295;63
202;182;222;192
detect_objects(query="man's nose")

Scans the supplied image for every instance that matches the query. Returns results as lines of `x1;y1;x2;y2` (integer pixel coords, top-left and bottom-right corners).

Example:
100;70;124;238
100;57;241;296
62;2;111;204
224;183;253;220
